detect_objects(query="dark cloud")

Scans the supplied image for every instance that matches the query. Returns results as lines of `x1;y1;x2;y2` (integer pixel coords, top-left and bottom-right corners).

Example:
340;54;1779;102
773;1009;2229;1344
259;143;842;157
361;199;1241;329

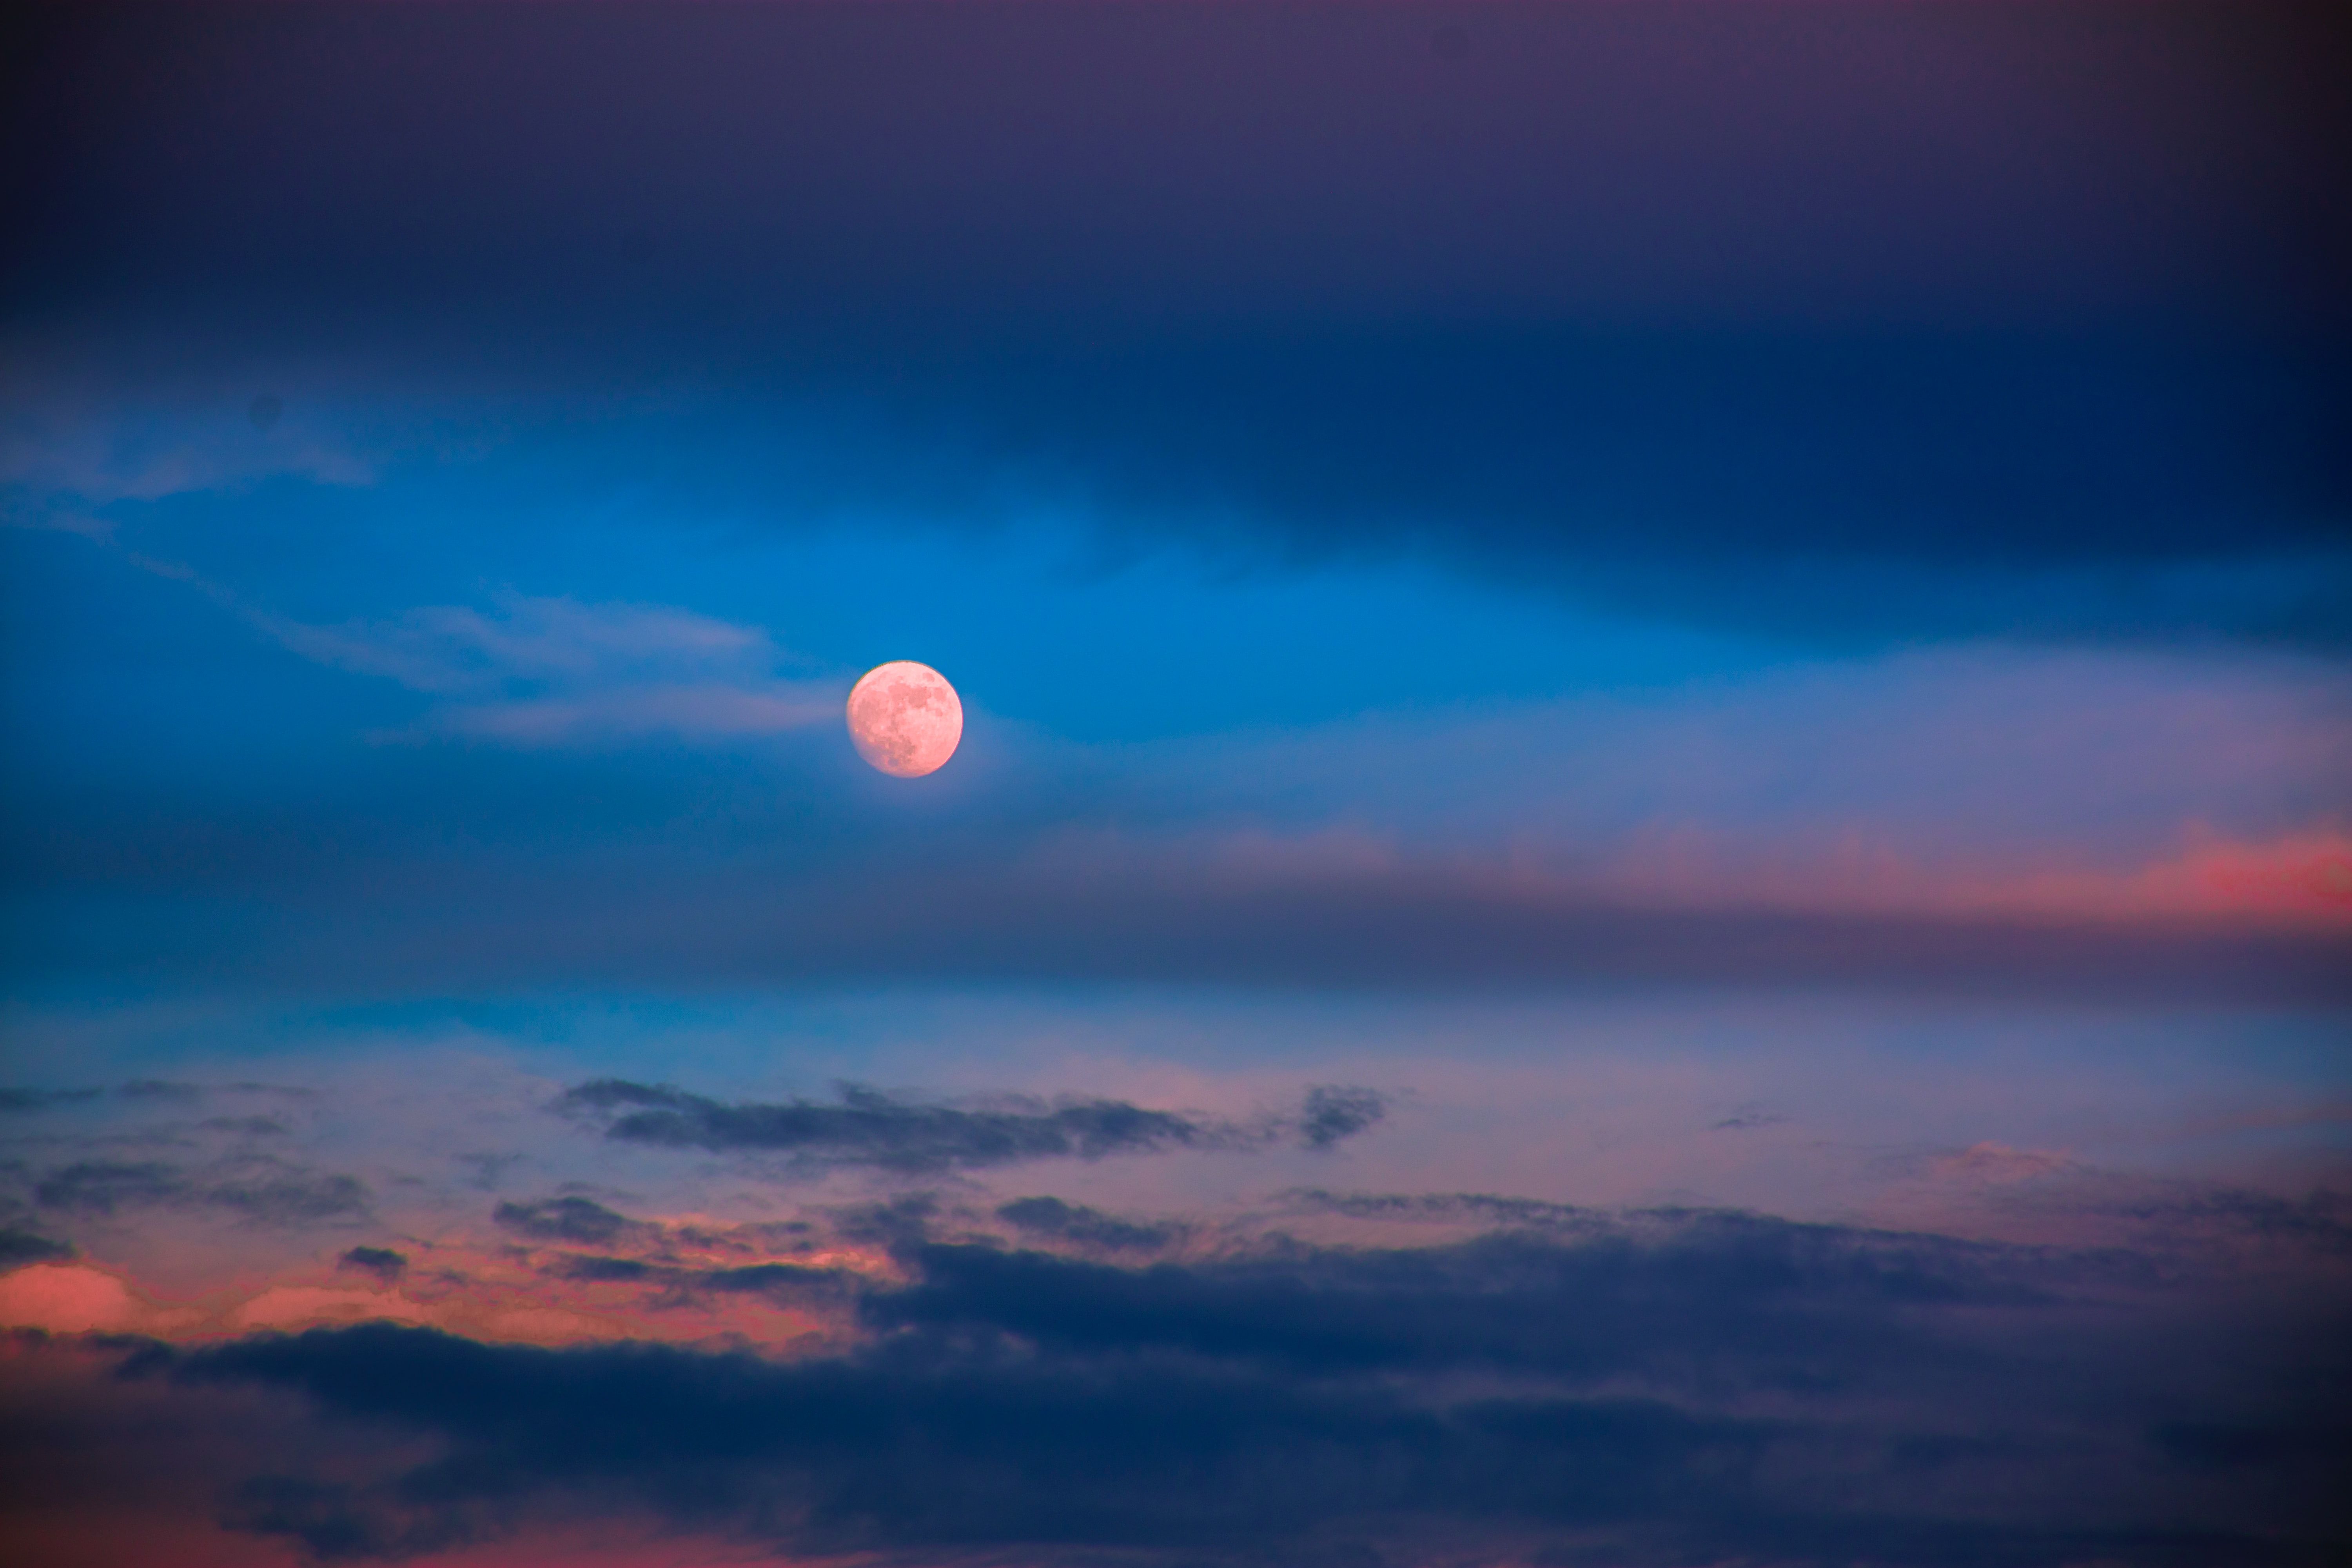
553;1081;1388;1172
0;1087;101;1112
111;1202;2351;1566
828;1193;944;1256
2121;1187;2352;1250
12;3;2343;334
0;1225;73;1267
205;1167;368;1225
1285;1189;1614;1232
698;1262;858;1301
34;1161;183;1215
1298;1086;1387;1149
553;1255;651;1284
491;1197;631;1246
863;1219;2093;1376
8;4;2346;646
613;328;2352;648
543;1247;854;1297
219;1475;469;1565
998;1196;1183;1253
30;1156;368;1225
335;1247;405;1285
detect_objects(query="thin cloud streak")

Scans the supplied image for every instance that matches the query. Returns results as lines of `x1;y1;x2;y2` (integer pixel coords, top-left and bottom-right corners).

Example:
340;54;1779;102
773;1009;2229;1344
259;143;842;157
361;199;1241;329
253;592;843;746
78;547;849;749
553;1080;1388;1172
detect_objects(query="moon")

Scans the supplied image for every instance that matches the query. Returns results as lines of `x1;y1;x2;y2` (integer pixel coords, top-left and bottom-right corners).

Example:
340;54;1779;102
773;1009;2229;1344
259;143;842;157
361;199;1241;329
846;661;964;778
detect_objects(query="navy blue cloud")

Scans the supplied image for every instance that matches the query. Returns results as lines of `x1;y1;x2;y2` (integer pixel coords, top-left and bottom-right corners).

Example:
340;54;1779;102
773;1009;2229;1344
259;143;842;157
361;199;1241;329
13;4;2341;328
998;1195;1183;1253
9;3;2347;645
0;1225;72;1266
491;1196;633;1247
866;1221;2077;1378
553;1080;1387;1170
334;1247;405;1285
111;1203;2350;1566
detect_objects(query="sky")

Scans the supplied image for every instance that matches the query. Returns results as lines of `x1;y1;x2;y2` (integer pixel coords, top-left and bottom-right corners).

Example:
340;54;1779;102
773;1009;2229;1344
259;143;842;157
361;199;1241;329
2;2;2348;1564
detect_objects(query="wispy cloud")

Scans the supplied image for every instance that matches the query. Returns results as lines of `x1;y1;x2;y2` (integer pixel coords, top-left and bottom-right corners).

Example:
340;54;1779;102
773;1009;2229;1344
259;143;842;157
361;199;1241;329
253;591;842;746
29;1155;370;1227
76;546;846;749
553;1080;1388;1172
261;594;770;697
0;390;379;518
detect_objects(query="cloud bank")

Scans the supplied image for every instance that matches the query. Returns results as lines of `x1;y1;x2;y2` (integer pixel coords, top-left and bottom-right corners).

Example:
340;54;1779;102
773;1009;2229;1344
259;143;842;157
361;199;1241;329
42;1199;2343;1567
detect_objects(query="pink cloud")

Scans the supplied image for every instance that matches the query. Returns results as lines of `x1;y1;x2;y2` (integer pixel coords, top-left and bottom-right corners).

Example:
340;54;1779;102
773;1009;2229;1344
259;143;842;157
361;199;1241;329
1036;820;2352;934
1586;825;2352;929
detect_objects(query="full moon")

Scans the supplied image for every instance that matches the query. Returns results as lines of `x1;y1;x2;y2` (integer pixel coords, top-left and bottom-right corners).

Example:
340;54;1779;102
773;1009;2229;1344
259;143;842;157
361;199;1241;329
846;661;964;777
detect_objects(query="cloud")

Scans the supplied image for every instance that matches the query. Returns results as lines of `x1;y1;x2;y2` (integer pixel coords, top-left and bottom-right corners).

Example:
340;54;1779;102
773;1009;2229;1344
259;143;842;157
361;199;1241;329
10;627;2345;1000
28;1156;369;1227
32;1161;183;1215
13;7;2348;652
15;826;2347;1001
553;1255;653;1284
696;1261;860;1302
0;1088;102;1112
240;591;841;748
97;1200;2350;1566
264;594;763;696
1298;1085;1387;1148
1285;1190;1616;1232
0;1225;74;1267
2069;1186;2352;1261
1581;826;2352;930
0;1264;156;1334
553;1080;1389;1172
492;1197;633;1246
997;1196;1183;1253
863;1218;2092;1373
11;528;838;752
335;1247;407;1285
0;396;377;510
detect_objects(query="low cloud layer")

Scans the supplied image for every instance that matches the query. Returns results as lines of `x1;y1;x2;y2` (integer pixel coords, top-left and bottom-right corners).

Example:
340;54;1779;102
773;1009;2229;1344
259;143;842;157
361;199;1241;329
50;1198;2346;1567
554;1080;1388;1172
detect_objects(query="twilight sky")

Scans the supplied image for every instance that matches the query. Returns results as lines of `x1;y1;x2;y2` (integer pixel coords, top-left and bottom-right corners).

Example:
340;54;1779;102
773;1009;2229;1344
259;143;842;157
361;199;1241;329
3;4;2349;1565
